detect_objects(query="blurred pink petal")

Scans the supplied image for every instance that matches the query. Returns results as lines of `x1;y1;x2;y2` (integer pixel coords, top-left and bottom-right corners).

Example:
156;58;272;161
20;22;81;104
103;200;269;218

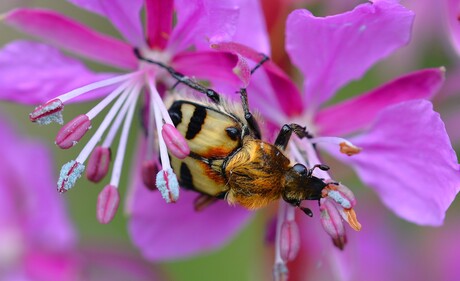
0;41;116;104
285;1;414;110
67;0;145;47
128;186;252;260
4;8;137;69
446;0;460;56
331;100;460;225
316;68;445;136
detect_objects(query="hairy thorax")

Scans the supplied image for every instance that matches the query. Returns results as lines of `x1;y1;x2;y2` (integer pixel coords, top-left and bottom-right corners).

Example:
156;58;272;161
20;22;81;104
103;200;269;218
225;137;291;209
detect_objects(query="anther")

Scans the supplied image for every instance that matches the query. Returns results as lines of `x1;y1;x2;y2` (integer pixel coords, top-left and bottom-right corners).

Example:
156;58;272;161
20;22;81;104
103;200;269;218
55;114;91;149
162;124;190;159
142;160;159;190
86;146;111;183
280;220;300;262
97;185;120;224
57;160;85;193
339;141;362;156
342;208;362;231
320;199;347;250
29;98;64;125
156;168;180;203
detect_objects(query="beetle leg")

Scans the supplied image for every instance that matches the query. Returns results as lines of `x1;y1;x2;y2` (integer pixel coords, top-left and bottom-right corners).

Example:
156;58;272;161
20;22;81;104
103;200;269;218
274;123;312;150
194;194;219;211
239;88;262;139
134;48;222;104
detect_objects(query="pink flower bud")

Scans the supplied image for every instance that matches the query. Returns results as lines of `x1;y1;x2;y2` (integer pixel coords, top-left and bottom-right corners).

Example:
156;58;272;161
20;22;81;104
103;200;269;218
86;146;111;183
142;160;159;190
97;185;120;224
55;114;91;149
161;124;190;159
29;98;64;125
320;199;347;250
280;220;300;262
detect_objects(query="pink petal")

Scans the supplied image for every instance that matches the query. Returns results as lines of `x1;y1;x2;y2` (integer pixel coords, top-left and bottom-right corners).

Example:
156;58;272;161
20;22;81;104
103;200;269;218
128;185;252;260
285;1;414;110
145;0;174;50
0;114;76;249
168;0;239;53
331;100;460;226
172;50;242;87
315;68;445;136
446;0;460;56
230;0;270;54
67;0;145;47
4;8;137;69
0;41;116;104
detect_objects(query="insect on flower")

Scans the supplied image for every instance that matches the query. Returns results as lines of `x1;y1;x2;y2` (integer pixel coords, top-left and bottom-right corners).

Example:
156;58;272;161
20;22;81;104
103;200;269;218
134;49;355;220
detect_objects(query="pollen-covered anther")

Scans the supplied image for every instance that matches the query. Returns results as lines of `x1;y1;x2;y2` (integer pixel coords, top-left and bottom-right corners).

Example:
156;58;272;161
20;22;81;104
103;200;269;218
339;141;362;156
97;185;120;224
323;182;357;209
156;168;180;203
280;220;300;262
29;98;64;125
142;160;160;190
57;160;85;193
55;114;91;149
320;199;347;250
161;124;190;159
86;146;111;183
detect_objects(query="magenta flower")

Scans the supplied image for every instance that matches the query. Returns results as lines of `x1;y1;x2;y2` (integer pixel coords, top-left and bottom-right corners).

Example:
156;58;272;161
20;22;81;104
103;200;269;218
205;0;460;277
0;0;260;222
0;115;164;281
0;0;271;260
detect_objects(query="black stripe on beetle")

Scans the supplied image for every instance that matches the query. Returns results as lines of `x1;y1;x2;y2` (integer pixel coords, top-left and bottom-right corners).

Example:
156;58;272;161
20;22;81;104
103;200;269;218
185;106;207;139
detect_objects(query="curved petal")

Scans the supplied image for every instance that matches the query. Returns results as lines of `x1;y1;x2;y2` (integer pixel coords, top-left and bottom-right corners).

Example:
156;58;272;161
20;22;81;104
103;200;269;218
231;0;270;54
67;0;145;47
168;0;239;53
172;50;242;86
3;8;137;70
315;68;445;136
329;100;460;226
445;0;460;56
128;186;252;260
0;41;117;104
0;115;76;249
285;1;414;111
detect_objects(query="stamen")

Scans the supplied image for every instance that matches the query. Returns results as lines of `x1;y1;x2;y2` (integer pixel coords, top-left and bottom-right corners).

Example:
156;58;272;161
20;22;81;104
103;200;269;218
308;137;361;156
156;168;180;203
319;199;347;250
280;220;300;262
86;146;111;183
55;72;141;103
109;89;139;187
57;160;85;193
55;114;91;149
85;81;131;120
326;190;352;209
142;160;160;190
232;54;251;87
273;201;289;281
29;98;64;125
97;184;120;224
161;124;190;159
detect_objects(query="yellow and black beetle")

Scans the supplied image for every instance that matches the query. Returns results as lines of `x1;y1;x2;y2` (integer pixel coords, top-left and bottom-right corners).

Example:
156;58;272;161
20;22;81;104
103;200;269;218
135;49;331;216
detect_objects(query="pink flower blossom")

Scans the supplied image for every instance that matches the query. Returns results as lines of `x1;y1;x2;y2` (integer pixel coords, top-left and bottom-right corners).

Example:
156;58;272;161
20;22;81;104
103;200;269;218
0;114;164;281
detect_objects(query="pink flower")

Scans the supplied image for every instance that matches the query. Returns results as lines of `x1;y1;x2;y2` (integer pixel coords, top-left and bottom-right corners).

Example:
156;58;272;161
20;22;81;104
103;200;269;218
0;115;164;281
0;0;258;223
211;0;460;277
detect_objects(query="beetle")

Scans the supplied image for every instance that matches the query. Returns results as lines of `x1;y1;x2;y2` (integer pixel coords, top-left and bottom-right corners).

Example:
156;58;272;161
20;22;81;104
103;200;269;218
135;49;332;216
